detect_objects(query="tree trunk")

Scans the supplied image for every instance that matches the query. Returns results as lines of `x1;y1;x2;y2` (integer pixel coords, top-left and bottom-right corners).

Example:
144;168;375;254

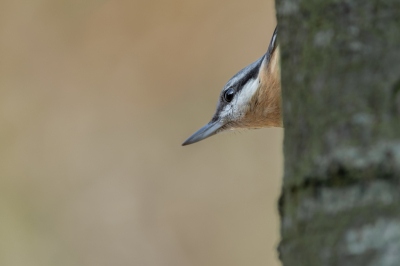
275;1;400;265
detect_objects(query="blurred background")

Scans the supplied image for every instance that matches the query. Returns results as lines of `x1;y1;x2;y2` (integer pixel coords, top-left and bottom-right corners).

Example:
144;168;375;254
0;0;282;265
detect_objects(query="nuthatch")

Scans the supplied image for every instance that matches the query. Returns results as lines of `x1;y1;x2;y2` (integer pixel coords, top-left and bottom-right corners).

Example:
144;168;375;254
182;27;280;146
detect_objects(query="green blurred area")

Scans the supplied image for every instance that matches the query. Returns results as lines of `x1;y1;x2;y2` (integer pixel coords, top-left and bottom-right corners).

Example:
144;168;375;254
0;1;282;265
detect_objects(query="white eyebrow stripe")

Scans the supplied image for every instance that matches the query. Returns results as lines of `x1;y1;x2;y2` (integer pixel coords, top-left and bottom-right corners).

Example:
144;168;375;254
236;78;259;110
223;55;264;91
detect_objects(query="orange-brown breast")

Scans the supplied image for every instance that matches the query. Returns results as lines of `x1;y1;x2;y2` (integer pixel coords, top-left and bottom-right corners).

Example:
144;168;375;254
242;47;281;129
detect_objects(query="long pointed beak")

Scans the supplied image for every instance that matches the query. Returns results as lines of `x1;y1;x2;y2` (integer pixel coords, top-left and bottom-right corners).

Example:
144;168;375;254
182;121;223;146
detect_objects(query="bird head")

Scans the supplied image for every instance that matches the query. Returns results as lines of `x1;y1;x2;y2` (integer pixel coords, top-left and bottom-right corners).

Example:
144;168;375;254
182;28;280;146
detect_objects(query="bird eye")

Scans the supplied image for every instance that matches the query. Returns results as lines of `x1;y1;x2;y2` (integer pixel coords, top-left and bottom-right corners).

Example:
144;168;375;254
224;88;235;102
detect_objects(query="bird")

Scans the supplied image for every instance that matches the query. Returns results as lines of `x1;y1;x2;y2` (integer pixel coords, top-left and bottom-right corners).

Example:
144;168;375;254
182;26;281;146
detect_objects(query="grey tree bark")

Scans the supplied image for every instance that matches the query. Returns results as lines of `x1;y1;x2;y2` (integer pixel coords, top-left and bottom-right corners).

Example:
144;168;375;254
275;1;400;265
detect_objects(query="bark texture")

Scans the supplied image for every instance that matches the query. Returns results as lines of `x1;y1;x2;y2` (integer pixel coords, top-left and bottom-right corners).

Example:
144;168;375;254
276;1;400;265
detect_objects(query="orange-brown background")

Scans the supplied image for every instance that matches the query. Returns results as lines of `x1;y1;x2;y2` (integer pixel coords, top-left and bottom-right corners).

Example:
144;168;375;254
0;1;282;265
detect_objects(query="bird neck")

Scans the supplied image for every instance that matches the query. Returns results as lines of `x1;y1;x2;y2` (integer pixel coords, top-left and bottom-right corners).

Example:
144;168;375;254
245;47;282;128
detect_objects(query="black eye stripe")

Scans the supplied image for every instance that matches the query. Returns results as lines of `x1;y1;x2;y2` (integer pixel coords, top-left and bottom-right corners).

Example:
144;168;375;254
229;60;261;94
